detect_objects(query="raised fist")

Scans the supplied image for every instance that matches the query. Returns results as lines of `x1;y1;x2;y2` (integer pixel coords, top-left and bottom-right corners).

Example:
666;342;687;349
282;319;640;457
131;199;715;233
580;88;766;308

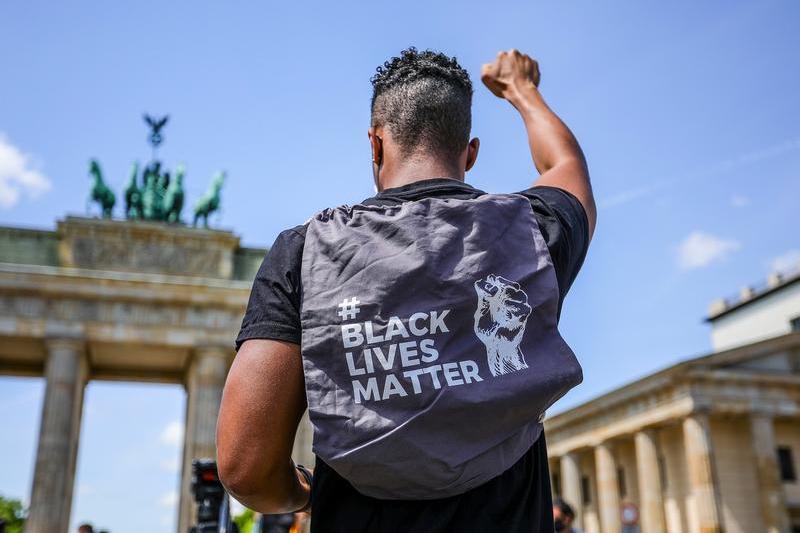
473;274;533;377
481;49;540;99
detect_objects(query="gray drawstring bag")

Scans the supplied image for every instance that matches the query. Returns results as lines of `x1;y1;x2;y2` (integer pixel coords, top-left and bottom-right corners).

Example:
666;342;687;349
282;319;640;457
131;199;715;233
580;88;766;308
300;193;582;499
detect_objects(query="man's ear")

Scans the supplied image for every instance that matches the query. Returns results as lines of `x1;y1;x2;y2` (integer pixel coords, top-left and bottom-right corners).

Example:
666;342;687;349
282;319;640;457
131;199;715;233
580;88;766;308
368;127;383;166
465;137;480;172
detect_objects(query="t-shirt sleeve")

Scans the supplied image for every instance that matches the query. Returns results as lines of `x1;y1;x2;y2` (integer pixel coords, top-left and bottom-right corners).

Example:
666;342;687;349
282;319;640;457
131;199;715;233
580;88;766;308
517;185;590;306
235;227;305;350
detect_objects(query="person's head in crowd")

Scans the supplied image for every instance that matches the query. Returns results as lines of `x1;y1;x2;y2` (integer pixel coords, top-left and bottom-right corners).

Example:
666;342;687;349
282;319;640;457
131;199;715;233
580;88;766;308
553;497;576;531
77;523;94;533
368;47;480;191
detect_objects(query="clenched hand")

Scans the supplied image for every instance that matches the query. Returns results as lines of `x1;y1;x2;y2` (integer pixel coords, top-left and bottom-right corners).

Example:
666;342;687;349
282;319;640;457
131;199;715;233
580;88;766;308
481;49;541;100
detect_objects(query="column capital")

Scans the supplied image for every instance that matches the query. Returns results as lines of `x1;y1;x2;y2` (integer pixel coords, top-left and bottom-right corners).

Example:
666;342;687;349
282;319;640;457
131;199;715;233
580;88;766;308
689;403;713;418
595;439;617;452
636;426;658;438
562;450;580;460
43;321;86;342
43;336;89;388
192;344;233;360
44;336;86;353
184;345;231;391
554;448;581;461
749;409;775;421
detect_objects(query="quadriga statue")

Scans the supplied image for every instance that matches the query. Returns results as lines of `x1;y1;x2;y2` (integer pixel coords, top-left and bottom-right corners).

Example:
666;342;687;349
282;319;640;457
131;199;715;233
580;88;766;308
193;171;225;228
163;164;185;223
141;161;166;220
88;159;115;218
124;161;142;219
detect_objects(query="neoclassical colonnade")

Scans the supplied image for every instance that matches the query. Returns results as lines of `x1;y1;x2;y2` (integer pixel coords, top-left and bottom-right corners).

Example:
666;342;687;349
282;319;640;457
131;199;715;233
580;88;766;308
22;336;234;532
545;333;800;533
554;412;790;533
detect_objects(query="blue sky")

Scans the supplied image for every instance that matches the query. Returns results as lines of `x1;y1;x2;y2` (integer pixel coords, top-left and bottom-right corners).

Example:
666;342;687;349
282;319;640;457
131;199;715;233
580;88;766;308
1;1;799;531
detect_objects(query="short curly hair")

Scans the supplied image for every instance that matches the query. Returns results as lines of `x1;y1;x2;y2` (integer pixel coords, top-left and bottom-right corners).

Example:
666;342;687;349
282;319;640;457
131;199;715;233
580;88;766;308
371;47;473;159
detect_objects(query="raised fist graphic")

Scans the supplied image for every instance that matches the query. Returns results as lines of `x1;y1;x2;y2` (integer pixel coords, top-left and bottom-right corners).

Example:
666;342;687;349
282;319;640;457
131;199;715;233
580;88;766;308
473;274;533;377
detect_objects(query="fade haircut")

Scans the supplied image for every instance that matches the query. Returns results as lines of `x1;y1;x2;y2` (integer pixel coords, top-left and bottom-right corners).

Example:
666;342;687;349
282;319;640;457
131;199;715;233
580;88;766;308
371;47;473;159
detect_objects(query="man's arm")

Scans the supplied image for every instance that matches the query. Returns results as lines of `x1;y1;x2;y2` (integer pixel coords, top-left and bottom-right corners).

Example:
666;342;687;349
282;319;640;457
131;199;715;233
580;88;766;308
216;339;311;513
481;49;597;238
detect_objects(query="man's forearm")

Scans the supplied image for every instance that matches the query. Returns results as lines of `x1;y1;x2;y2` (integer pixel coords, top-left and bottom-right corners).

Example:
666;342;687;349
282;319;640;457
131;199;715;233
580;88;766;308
498;72;596;236
224;459;310;514
505;81;588;176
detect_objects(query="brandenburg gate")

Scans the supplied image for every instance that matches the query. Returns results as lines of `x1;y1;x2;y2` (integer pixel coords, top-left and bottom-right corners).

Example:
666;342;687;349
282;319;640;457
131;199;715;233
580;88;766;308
0;216;313;532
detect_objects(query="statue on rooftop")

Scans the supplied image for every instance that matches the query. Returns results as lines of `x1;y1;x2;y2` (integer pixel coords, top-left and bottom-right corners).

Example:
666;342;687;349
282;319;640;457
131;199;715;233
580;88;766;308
88;114;227;227
143;114;169;152
193;171;225;228
142;161;165;220
164;163;185;223
124;161;142;219
88;159;115;218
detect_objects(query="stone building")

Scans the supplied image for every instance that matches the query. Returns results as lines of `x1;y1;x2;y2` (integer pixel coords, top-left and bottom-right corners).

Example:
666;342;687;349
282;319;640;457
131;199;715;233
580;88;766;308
546;268;800;533
0;216;315;533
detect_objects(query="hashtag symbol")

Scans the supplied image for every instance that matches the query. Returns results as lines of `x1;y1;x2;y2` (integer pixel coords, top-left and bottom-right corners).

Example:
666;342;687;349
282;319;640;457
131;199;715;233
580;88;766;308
338;297;361;321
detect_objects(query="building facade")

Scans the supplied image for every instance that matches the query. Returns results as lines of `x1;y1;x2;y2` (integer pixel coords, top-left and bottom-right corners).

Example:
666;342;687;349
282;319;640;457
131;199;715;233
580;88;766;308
0;217;315;533
546;269;800;533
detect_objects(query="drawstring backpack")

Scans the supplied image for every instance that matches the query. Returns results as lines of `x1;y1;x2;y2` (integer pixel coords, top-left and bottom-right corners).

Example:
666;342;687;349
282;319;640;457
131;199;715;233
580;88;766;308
300;193;582;499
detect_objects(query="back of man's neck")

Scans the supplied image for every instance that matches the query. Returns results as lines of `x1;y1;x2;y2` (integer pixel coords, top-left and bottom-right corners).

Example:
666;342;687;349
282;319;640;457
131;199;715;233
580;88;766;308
378;159;465;191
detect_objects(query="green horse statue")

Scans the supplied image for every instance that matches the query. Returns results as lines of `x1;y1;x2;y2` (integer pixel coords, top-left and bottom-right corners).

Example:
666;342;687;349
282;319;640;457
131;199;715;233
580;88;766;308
88;159;115;218
163;163;185;223
124;161;142;219
193;171;225;228
141;161;165;220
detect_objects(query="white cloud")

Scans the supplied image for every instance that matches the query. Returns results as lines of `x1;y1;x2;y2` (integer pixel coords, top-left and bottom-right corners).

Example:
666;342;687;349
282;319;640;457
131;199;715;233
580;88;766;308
0;134;51;208
730;194;750;208
160;420;184;447
677;231;741;270
771;249;800;274
159;490;178;508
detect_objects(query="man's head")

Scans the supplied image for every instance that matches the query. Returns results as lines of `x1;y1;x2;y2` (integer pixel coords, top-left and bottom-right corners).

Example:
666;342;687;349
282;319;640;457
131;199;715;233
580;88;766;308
77;523;94;533
369;47;479;190
553;498;576;531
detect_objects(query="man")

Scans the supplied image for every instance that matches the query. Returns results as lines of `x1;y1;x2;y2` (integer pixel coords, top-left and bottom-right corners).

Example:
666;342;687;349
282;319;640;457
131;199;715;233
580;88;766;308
553;498;583;533
217;48;596;532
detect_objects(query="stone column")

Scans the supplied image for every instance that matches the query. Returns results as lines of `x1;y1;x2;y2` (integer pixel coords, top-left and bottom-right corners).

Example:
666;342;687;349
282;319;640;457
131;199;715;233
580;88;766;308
635;429;667;533
560;452;583;529
178;346;231;533
595;442;621;533
27;337;88;533
292;411;316;469
750;414;790;533
682;413;722;533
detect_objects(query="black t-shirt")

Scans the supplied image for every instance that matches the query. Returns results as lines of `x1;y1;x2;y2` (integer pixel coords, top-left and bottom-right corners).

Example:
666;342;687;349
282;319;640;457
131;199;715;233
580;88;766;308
236;178;589;533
